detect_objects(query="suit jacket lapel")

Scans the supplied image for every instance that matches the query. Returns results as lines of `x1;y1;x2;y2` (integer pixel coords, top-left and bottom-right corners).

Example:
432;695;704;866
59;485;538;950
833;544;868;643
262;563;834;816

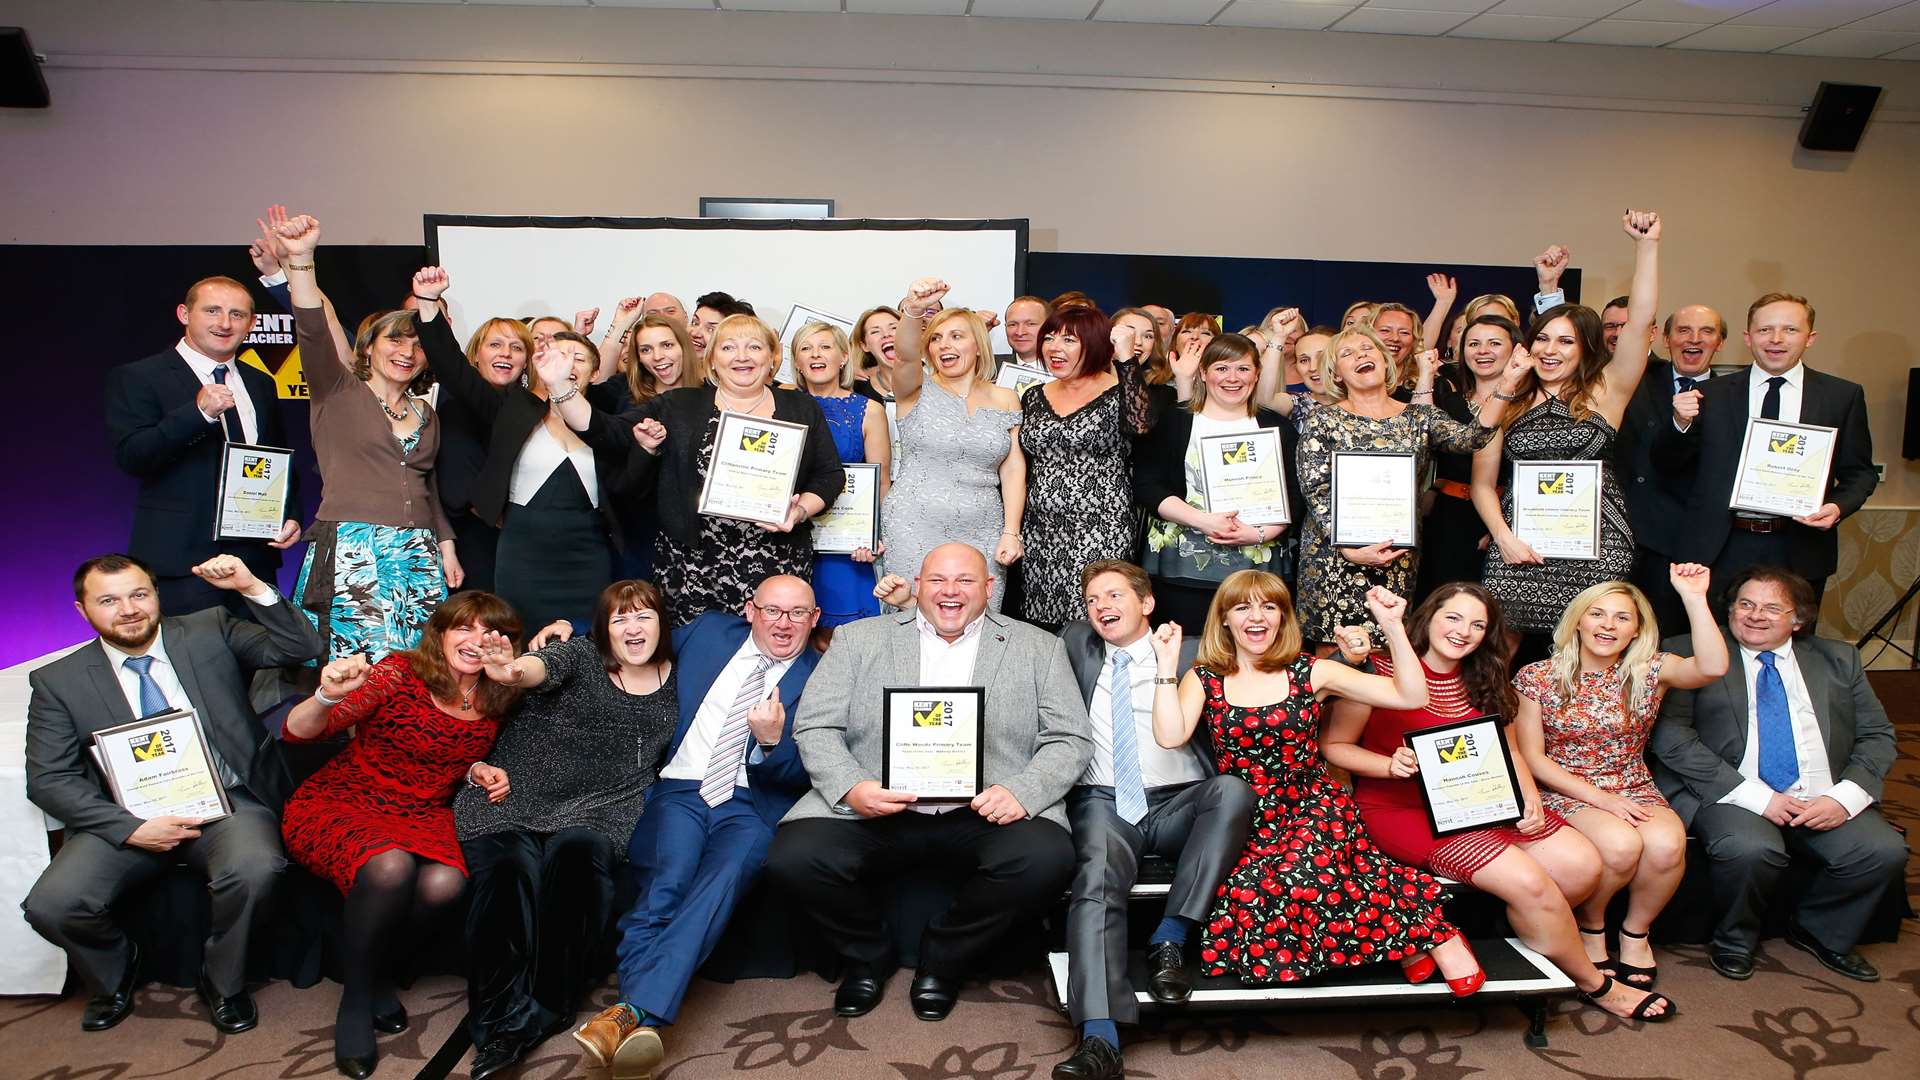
84;645;136;731
166;621;212;718
1717;630;1750;762
1792;642;1834;748
973;613;1011;690
891;611;920;684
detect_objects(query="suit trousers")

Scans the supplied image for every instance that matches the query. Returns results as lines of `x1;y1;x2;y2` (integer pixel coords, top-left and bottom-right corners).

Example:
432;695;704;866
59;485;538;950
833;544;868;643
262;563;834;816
460;826;615;1045
1065;777;1253;1025
1692;802;1907;954
21;789;284;997
764;810;1074;980
616;780;774;1024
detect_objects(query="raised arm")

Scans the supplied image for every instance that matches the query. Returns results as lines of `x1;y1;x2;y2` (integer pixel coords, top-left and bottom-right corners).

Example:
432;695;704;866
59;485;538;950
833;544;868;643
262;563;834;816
475;628;545;690
596;297;644;384
891;277;947;409
285;654;394;742
274;214;355;380
411;267;512;425
1309;588;1427;709
1594;210;1662;425
1650;563;1730;689
1421;273;1457;358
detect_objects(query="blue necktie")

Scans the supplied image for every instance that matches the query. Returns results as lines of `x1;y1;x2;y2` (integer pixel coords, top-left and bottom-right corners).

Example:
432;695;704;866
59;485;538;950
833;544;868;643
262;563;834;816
1109;650;1148;826
211;365;246;443
122;655;171;718
1674;375;1695;392
1755;651;1799;793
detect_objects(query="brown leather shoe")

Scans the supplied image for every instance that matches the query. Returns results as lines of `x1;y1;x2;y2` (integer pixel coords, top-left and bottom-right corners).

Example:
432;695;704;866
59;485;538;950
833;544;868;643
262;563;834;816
573;1004;639;1068
612;1026;665;1080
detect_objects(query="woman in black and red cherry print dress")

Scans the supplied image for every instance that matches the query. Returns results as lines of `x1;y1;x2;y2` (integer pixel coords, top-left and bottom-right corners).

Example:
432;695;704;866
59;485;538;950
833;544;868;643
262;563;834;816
1151;570;1484;991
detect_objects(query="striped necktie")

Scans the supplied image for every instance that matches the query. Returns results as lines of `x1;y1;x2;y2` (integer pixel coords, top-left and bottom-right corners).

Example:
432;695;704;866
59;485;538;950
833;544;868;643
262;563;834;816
700;655;773;807
1109;650;1149;826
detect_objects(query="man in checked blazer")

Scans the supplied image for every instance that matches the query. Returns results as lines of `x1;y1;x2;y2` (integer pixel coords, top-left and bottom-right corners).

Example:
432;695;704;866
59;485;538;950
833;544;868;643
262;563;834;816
765;542;1093;1025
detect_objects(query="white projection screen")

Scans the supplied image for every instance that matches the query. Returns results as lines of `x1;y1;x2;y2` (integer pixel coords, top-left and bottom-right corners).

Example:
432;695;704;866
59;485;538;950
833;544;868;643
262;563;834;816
426;216;1029;356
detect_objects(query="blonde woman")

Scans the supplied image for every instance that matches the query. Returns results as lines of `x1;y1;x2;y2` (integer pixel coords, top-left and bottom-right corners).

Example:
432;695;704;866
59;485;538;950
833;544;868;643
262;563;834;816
880;279;1024;611
791;321;890;643
1514;567;1726;996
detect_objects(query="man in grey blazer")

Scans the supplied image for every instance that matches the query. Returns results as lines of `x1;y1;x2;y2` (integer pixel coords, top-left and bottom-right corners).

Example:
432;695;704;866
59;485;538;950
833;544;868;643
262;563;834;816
1649;565;1905;983
22;553;323;1033
764;543;1092;1023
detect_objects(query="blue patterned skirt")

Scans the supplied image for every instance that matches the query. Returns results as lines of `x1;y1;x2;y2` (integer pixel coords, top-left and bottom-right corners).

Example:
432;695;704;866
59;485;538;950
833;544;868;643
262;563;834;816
294;519;447;661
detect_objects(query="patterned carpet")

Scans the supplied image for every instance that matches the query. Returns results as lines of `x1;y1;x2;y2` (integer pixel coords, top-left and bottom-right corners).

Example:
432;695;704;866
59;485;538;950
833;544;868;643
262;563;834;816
6;672;1919;1079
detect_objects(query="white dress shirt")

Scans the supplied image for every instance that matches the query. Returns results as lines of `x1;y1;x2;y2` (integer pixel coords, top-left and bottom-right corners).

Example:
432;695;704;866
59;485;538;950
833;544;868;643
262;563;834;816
176;339;259;444
911;611;987;812
100;616;270;789
1673;367;1710;395
1081;632;1207;790
509;423;600;508
660;636;795;788
1718;638;1871;820
1746;361;1804;424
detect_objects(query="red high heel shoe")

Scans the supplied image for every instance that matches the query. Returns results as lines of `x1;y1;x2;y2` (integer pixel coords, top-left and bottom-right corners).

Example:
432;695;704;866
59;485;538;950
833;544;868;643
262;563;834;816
1401;953;1437;985
1447;938;1486;998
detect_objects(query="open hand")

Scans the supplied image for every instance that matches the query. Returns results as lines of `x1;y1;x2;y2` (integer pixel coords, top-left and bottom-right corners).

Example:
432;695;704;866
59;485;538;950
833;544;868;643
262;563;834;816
528;620;573;650
1426;273;1458;307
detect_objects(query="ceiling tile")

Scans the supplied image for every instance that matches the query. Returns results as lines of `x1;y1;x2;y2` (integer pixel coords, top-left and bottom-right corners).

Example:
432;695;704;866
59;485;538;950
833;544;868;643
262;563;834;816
968;0;1099;18
1852;2;1920;31
1730;0;1909;29
1332;7;1478;33
1487;0;1634;15
1450;12;1588;37
719;0;841;11
1664;22;1814;49
845;0;970;14
587;0;716;7
1562;17;1708;42
1880;39;1920;56
1213;1;1361;28
461;0;590;6
1356;0;1490;11
1607;0;1767;22
1774;27;1920;55
1093;0;1232;23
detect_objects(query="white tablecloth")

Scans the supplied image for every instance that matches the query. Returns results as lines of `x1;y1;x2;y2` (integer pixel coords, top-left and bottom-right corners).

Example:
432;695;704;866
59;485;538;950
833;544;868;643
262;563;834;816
0;642;84;995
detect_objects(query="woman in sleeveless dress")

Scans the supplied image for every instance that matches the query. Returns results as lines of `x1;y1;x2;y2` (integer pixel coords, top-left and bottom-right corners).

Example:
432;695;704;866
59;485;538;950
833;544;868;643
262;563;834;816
791;321;889;643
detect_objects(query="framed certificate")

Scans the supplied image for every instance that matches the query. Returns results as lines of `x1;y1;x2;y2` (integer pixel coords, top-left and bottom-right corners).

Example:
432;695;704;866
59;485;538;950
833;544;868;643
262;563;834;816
697;411;809;526
1198;428;1290;527
91;709;231;823
1510;460;1602;560
880;686;985;801
811;462;881;554
774;303;855;387
994;363;1055;398
1329;451;1418;548
1404;715;1522;837
1729;418;1837;519
214;443;293;541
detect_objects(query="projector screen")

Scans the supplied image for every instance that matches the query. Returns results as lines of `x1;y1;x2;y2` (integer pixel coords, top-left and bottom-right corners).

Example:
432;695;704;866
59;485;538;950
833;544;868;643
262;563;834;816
425;216;1029;362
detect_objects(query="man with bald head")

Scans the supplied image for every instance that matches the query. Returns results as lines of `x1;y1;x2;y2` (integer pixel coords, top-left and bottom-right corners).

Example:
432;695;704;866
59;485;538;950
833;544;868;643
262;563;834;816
574;575;824;1076
765;543;1091;1024
643;292;687;325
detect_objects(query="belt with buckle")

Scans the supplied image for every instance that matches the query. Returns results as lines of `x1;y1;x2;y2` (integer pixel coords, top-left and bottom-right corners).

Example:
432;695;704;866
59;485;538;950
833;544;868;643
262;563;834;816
1731;515;1783;534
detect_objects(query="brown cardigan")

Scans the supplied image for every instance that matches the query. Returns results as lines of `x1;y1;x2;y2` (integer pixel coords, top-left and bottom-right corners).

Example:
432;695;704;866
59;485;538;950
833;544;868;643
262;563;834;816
295;306;452;539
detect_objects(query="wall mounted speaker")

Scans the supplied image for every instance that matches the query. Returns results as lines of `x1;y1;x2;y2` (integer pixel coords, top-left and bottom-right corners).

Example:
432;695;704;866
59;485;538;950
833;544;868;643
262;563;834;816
1799;82;1881;152
0;28;49;109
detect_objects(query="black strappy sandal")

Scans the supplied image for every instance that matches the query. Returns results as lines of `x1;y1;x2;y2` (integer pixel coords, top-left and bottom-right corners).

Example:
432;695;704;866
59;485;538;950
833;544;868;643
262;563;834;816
1579;926;1615;976
1611;927;1658;988
1579;973;1676;1022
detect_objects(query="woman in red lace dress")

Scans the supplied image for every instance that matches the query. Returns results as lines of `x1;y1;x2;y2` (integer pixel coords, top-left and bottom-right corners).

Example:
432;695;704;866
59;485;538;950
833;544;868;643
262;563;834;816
282;591;523;1078
1149;571;1484;992
1325;583;1676;1021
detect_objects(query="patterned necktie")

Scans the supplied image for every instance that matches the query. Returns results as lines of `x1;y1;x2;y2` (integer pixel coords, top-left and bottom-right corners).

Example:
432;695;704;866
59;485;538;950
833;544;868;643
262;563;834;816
700;655;773;807
1760;375;1785;422
122;655;171;717
1674;375;1695;392
1109;650;1148;826
211;365;247;443
1755;651;1799;793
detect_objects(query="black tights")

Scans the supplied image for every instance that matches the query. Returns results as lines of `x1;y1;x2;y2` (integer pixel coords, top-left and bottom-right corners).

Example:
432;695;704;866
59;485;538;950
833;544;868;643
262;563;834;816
336;850;466;1058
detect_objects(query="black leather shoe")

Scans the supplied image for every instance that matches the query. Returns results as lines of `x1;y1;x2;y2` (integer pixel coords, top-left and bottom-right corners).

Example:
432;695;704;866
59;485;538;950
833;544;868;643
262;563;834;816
1709;948;1755;980
1146;940;1192;1004
334;1052;376;1079
80;942;139;1032
371;1004;408;1034
1787;922;1879;982
470;1035;530;1080
909;972;959;1021
1052;1035;1124;1080
196;975;258;1034
833;973;884;1018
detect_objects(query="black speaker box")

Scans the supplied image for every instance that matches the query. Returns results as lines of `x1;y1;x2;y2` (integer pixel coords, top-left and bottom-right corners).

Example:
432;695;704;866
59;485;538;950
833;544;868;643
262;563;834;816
0;27;49;109
1799;82;1880;152
1905;369;1920;461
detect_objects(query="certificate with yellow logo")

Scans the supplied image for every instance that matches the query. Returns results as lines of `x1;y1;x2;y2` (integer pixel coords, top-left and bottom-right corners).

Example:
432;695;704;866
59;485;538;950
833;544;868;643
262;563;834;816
994;363;1054;398
1330;451;1418;549
1405;715;1522;836
812;462;881;554
1729;418;1836;518
881;686;984;801
698;411;809;526
91;709;231;822
215;443;293;541
1510;460;1601;560
1198;428;1290;527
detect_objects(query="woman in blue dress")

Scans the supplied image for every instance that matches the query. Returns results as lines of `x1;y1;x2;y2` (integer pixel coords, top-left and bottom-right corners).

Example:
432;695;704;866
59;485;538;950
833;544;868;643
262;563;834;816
790;321;890;647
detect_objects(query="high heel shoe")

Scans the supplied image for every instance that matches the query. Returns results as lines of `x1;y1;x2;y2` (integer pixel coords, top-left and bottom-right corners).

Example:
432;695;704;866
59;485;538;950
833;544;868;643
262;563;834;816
1611;927;1658;988
1401;952;1438;985
1446;939;1485;998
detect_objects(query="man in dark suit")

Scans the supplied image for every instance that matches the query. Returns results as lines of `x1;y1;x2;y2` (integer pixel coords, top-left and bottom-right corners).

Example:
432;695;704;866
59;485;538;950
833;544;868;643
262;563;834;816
1052;562;1250;1080
1653;293;1876;627
1617;304;1727;633
571;575;822;1077
104;276;303;618
1649;566;1905;982
22;552;324;1032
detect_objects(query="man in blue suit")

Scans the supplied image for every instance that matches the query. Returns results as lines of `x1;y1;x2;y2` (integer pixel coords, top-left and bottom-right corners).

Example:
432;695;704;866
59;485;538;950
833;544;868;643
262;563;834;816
572;575;821;1077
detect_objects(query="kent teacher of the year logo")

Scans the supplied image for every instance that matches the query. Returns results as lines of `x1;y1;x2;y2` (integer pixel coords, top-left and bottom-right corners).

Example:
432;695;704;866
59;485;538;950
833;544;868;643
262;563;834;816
740;427;778;454
1220;440;1255;465
1768;430;1805;456
130;729;177;762
1437;733;1478;763
241;454;274;480
912;700;950;727
1537;472;1574;495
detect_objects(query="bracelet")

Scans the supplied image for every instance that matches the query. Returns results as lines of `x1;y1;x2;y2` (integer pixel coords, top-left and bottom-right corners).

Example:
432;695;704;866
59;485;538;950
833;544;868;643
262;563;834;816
285;262;315;272
1002;530;1019;536
1491;390;1525;402
548;385;580;405
1154;676;1178;685
314;687;341;707
411;292;440;303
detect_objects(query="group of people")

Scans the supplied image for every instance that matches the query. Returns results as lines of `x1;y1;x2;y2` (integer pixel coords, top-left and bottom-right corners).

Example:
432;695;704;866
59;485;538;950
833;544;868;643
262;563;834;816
17;203;1904;1080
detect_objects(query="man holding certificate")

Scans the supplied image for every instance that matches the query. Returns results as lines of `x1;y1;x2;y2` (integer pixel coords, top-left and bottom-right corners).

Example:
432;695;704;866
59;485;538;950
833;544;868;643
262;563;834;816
23;553;323;1034
1654;293;1876;626
765;543;1091;1024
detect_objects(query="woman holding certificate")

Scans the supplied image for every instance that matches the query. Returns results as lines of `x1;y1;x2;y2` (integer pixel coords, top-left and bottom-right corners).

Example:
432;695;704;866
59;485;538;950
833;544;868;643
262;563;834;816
619;314;844;625
1135;334;1298;633
1323;584;1677;1021
791;321;889;643
1475;212;1664;659
1415;313;1524;602
1515;567;1727;995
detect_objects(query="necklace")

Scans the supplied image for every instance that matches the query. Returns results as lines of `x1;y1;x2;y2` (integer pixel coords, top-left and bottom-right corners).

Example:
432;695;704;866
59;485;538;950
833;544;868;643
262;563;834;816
615;664;659;695
379;394;411;422
716;386;771;414
459;681;475;710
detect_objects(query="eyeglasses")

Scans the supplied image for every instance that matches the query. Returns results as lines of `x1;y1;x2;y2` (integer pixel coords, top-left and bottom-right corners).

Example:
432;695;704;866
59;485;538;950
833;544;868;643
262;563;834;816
1733;599;1792;618
750;602;817;623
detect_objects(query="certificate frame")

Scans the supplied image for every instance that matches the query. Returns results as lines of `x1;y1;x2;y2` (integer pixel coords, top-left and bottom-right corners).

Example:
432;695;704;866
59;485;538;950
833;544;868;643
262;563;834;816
91;709;232;823
1509;459;1602;561
697;411;809;526
1329;450;1419;549
774;303;855;387
1198;427;1291;527
880;686;985;802
1403;715;1522;837
1728;417;1838;519
994;362;1055;398
811;462;882;554
214;443;294;541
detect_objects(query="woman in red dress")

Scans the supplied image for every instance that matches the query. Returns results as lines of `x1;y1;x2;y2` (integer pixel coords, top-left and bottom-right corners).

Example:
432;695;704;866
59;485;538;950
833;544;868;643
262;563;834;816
1149;571;1485;993
1325;583;1675;1021
282;592;524;1078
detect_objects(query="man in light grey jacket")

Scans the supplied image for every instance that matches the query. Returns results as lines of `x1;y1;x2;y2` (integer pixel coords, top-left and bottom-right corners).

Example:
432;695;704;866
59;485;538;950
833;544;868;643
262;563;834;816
764;543;1092;1024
